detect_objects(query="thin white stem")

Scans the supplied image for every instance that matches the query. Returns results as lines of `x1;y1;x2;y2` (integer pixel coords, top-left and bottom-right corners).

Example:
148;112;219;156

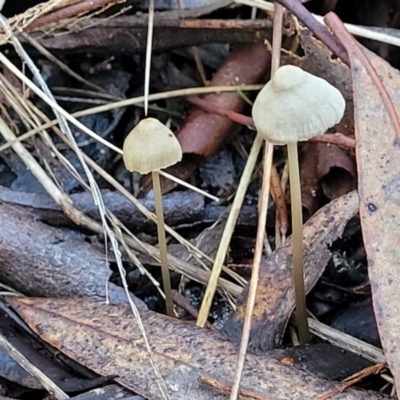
152;171;174;317
287;142;310;343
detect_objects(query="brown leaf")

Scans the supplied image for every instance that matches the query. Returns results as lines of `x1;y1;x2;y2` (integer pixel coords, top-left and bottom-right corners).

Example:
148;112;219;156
326;13;400;395
222;191;359;350
7;297;389;400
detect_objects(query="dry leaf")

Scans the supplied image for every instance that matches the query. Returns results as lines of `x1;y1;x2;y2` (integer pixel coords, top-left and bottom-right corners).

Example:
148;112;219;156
7;297;389;400
330;28;400;394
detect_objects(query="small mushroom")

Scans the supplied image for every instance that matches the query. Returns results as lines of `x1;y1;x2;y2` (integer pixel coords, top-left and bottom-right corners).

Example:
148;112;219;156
252;65;345;342
252;65;345;144
123;118;182;316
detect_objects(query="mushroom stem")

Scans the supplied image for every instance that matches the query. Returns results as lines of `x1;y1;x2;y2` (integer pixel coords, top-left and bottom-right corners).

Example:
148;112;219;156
152;170;174;317
287;142;310;343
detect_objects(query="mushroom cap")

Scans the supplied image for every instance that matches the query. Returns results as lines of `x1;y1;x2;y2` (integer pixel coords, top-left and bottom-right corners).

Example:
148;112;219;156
122;118;182;174
252;65;345;145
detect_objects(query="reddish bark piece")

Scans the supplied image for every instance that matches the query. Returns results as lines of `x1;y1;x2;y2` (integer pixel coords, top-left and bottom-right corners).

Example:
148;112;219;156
7;297;389;400
222;191;359;350
326;12;400;395
139;43;270;195
300;142;356;219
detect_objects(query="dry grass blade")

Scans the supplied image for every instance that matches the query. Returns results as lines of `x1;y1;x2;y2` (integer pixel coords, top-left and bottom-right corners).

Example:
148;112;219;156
308;318;385;364
144;0;155;116
0;333;68;400
196;134;263;327
229;5;282;397
229;143;274;400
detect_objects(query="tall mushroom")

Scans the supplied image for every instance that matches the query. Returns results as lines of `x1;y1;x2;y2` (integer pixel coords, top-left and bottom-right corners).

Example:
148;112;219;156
123;118;182;316
252;65;345;342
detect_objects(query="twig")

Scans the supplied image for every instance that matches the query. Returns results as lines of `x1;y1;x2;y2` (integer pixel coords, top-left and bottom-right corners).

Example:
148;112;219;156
309;132;355;148
25;0;126;31
186;95;255;128
234;0;348;64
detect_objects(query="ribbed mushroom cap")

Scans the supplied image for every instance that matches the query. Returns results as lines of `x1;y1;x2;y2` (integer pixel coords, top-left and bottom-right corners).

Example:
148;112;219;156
122;118;182;174
252;65;345;145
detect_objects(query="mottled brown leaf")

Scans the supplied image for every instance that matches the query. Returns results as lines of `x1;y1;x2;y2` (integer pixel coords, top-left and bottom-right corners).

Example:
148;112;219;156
330;24;400;395
6;297;389;400
222;191;359;350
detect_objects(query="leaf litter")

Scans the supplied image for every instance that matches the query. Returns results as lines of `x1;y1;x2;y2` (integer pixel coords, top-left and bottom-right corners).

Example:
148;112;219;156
1;0;400;398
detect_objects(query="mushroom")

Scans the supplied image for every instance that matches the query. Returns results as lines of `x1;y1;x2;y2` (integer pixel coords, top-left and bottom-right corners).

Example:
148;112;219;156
252;65;345;342
123;118;182;316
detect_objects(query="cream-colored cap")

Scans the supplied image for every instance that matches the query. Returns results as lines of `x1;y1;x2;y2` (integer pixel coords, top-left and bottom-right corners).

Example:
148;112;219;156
252;65;345;145
122;118;182;174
